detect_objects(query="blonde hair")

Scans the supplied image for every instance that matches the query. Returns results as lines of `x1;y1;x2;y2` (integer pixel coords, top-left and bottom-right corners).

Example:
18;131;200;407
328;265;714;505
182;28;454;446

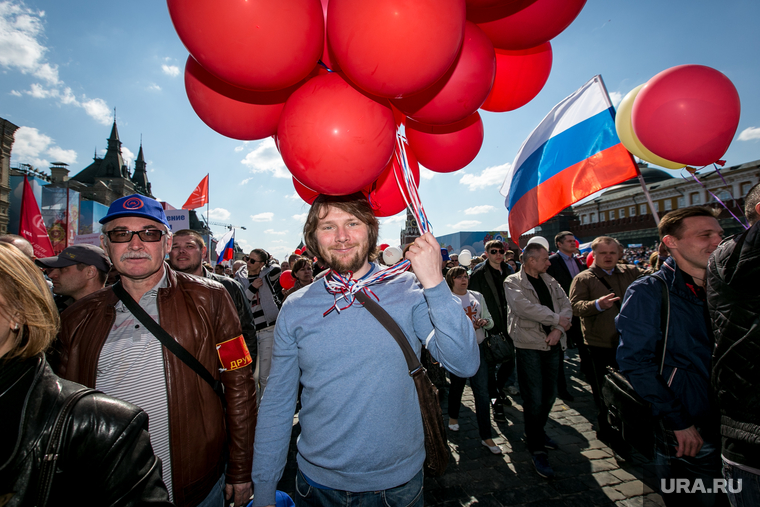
0;243;60;361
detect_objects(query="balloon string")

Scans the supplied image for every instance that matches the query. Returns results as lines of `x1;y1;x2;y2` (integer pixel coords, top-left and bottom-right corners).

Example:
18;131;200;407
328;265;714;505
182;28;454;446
681;168;749;230
392;129;432;235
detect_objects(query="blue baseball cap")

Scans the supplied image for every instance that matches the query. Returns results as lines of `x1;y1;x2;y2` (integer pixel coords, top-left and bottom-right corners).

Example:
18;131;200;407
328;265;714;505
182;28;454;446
99;194;171;229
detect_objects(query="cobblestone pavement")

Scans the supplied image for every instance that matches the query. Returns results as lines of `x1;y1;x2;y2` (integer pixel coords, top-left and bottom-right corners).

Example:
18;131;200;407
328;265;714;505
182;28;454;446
273;350;666;506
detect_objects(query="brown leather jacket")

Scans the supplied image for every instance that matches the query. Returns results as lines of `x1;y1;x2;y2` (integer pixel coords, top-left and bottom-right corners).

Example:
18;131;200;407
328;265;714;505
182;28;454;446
56;265;257;507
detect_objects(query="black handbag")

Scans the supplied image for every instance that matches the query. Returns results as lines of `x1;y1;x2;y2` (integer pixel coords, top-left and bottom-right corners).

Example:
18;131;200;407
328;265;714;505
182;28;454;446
601;275;669;459
355;291;450;477
483;332;514;364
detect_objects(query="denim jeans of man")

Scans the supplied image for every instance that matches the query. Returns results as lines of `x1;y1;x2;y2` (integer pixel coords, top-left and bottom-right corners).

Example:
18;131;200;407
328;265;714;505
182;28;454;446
294;469;424;507
723;459;760;507
448;344;492;440
196;474;226;507
487;336;515;400
587;345;618;437
516;345;560;454
654;426;727;507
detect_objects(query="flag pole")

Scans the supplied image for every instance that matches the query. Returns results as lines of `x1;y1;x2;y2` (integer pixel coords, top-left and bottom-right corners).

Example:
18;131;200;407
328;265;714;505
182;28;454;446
633;160;660;224
206;173;211;264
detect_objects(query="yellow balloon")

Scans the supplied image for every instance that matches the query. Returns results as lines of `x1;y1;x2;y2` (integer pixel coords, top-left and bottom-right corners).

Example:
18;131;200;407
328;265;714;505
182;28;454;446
615;84;685;170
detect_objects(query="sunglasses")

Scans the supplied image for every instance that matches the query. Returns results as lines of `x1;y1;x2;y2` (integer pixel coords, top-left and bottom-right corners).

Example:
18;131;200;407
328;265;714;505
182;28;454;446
245;257;263;264
106;229;166;243
489;249;505;255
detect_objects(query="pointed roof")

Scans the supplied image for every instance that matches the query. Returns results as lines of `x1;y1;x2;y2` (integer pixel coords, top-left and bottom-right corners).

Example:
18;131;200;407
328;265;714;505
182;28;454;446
71;120;127;185
131;141;151;193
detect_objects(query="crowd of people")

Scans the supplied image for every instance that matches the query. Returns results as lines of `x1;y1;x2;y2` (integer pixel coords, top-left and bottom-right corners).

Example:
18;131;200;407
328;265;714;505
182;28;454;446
0;182;758;507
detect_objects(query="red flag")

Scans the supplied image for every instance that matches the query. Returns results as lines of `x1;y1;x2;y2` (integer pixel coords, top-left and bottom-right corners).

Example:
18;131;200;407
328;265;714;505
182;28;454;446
182;174;209;210
19;176;54;258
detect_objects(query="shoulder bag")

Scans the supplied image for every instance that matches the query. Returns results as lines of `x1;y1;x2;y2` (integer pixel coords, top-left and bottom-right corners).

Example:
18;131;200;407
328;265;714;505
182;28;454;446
482;269;515;365
601;275;669;459
112;282;227;407
354;291;449;477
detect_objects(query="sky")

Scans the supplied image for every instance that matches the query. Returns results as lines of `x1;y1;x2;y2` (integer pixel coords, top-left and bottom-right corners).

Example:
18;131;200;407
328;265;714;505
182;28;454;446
2;0;760;260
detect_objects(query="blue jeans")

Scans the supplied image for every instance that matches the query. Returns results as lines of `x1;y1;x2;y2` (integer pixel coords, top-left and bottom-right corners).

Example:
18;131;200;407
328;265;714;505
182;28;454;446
448;344;492;440
294;469;423;507
196;474;225;507
516;346;560;454
723;459;760;507
654;428;726;507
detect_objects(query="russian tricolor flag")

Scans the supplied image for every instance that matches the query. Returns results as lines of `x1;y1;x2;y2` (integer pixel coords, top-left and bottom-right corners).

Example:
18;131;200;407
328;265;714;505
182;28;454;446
215;229;236;264
500;75;639;243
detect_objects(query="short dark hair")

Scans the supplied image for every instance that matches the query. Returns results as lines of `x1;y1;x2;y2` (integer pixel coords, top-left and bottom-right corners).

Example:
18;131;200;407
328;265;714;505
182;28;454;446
174;229;206;249
484;240;505;252
291;257;313;274
303;193;379;265
744;182;760;226
658;206;720;240
249;248;272;264
75;262;107;285
445;266;468;289
554;231;574;246
523;242;547;261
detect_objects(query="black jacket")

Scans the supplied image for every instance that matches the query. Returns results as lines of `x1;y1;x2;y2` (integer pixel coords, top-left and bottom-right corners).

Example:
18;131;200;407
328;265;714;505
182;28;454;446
205;268;258;358
469;261;512;334
547;253;586;295
707;220;760;468
0;355;171;506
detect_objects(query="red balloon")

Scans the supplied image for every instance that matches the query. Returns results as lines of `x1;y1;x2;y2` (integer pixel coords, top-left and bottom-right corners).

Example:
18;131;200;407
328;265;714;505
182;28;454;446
168;0;323;90
279;270;295;290
378;243;390;250
278;73;396;195
184;56;303;141
471;0;586;51
586;251;594;267
366;142;421;217
319;0;340;71
631;65;741;167
466;0;530;7
392;22;496;125
292;177;320;205
406;113;484;173
327;0;466;98
480;42;552;112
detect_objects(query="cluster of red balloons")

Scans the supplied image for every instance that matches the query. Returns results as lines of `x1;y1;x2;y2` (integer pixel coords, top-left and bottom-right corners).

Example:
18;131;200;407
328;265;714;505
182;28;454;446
615;64;741;169
169;0;587;215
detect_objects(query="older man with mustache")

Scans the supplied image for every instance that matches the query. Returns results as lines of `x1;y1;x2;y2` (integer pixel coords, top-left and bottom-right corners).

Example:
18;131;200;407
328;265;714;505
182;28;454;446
54;194;257;507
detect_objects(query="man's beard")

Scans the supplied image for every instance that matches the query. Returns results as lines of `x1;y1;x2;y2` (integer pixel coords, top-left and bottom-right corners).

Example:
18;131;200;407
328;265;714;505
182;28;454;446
173;257;202;275
322;243;370;275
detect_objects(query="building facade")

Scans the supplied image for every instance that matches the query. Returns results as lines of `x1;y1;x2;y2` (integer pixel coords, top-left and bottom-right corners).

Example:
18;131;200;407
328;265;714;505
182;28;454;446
0;117;20;234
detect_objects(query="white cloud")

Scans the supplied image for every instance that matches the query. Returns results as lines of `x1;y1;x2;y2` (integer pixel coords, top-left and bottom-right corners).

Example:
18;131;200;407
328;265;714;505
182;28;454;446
46;145;76;164
0;1;58;84
147;83;161;92
161;64;180;77
234;142;250;153
209;208;231;220
738;127;760;142
382;215;406;225
292;213;308;223
81;97;112;125
1;2;112;124
285;191;300;200
609;91;623;108
419;166;436;180
464;205;496;215
12;126;77;168
239;177;253;185
459;162;511;191
447;220;481;230
494;223;509;231
251;212;274;222
241;138;290;179
264;229;288;235
121;146;135;167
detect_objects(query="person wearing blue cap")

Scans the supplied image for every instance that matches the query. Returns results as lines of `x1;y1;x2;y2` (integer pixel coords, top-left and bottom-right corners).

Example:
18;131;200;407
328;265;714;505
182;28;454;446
54;194;257;507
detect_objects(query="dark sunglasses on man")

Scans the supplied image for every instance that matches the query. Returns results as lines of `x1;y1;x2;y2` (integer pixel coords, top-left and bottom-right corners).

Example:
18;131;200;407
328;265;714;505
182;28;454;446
489;248;505;255
106;229;167;243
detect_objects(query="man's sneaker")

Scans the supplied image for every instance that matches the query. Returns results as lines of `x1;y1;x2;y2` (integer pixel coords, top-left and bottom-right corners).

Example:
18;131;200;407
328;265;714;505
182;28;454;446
492;402;507;423
544;435;559;450
532;452;555;479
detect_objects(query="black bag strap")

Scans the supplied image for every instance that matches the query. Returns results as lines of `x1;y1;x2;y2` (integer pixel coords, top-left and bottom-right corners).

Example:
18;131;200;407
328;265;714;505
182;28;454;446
37;387;97;507
112;282;226;406
590;269;622;310
354;292;422;375
483;267;507;321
